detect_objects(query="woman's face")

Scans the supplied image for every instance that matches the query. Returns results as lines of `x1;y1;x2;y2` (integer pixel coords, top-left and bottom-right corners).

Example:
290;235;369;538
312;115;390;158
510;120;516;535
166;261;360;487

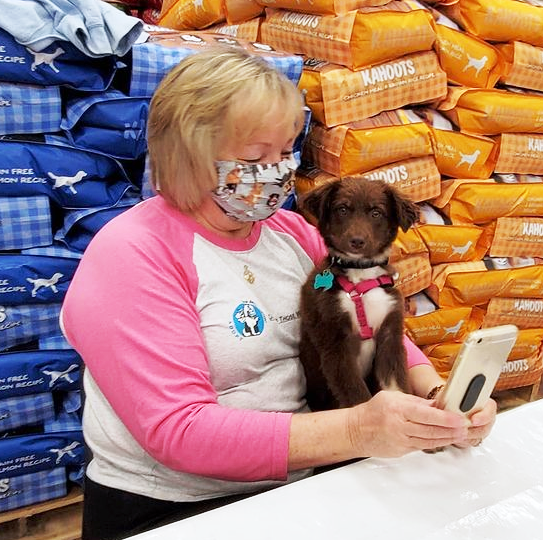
217;109;298;164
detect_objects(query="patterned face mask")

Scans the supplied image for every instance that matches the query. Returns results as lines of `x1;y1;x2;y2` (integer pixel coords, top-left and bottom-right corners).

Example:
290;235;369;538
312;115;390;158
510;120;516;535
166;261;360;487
211;154;298;222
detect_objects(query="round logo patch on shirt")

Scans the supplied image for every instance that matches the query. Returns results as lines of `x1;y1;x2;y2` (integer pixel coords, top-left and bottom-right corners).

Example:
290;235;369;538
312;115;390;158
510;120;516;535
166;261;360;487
232;301;265;338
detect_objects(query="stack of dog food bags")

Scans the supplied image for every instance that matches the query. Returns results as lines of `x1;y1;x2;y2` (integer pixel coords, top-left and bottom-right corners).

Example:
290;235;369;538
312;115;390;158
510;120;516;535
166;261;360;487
0;18;149;510
399;0;543;397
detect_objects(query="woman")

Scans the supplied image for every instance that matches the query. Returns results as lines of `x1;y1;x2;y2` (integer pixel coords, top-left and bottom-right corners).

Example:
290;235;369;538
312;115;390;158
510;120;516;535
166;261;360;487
61;47;496;540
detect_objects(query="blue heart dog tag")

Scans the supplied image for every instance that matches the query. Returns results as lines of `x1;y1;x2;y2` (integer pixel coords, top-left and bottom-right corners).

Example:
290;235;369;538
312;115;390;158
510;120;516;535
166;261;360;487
313;269;334;291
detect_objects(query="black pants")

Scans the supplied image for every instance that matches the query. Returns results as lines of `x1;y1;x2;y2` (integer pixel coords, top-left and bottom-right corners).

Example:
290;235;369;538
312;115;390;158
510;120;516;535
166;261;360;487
82;476;258;540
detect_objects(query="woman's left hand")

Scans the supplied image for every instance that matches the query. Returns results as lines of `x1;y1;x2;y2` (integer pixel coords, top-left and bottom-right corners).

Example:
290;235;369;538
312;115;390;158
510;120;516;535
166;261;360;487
455;398;497;448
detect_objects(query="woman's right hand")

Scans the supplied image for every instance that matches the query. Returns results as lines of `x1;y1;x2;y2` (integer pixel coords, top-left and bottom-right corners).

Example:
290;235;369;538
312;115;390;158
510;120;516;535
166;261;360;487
347;390;469;458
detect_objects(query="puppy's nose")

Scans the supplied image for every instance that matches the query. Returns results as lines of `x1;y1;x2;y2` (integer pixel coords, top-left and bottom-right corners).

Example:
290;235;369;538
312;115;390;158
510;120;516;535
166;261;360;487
349;237;365;250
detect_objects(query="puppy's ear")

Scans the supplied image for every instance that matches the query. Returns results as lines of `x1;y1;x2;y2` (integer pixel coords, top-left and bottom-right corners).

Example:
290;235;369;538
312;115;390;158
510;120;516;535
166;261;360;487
299;179;340;224
386;186;420;232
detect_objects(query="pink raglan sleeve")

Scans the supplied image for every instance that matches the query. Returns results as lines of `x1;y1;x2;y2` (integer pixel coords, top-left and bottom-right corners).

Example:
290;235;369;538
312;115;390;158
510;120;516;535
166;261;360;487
62;207;292;482
404;336;431;368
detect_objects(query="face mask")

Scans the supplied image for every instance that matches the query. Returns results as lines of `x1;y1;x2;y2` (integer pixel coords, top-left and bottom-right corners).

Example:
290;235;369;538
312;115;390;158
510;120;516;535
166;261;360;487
211;154;298;222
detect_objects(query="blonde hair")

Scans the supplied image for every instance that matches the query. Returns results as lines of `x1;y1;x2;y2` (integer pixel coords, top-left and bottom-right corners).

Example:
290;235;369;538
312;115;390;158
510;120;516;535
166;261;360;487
147;47;305;212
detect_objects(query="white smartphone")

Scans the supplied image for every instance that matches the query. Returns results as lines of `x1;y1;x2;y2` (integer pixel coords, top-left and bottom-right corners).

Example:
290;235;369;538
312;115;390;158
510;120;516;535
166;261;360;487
436;325;519;415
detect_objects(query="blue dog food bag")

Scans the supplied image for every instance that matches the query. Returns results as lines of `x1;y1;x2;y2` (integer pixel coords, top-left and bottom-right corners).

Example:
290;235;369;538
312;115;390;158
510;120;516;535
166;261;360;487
129;31;303;97
0;467;67;512
0;431;84;479
62;89;150;160
0;254;79;305
21;244;83;261
0;83;62;135
0;303;62;351
0;28;118;92
0;392;55;433
44;391;82;434
55;195;142;253
0;349;81;399
0;139;136;209
0;196;52;250
38;333;73;350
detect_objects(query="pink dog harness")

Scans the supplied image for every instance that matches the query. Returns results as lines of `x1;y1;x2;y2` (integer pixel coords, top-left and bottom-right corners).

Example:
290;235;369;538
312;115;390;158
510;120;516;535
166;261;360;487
336;274;394;340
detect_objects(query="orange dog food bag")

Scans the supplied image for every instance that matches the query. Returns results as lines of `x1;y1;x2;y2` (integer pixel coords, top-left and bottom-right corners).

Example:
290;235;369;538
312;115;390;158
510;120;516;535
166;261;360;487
432;262;543;308
415;223;490;264
498;41;543;93
437;86;543;136
256;0;389;16
223;0;263;24
361;156;441;203
431;178;543;224
405;305;483;346
303;110;434;177
299;51;447;128
209;17;263;40
389;228;432;298
500;328;543;361
159;0;225;29
484;298;543;330
424;333;543;392
391;228;428;260
295;157;440;203
495;133;543;175
442;0;543;47
490;217;543;258
390;253;432;298
494;349;543;393
434;22;504;88
430;127;498;179
260;2;436;70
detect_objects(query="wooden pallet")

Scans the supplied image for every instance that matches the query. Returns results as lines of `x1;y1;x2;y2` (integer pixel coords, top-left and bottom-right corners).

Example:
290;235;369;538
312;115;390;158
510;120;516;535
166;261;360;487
0;487;83;540
493;379;542;412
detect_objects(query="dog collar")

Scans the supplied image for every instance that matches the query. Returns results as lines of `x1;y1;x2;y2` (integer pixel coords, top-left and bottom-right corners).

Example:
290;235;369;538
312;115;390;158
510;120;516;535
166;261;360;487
336;274;394;340
331;256;389;269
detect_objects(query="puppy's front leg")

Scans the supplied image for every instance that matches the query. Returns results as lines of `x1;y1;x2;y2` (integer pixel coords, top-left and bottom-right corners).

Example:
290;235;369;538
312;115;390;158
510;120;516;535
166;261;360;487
319;332;373;408
373;309;410;394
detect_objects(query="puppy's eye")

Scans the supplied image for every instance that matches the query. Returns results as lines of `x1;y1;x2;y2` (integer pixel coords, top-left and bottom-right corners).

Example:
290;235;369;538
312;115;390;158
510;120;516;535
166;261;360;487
335;205;348;216
371;208;383;219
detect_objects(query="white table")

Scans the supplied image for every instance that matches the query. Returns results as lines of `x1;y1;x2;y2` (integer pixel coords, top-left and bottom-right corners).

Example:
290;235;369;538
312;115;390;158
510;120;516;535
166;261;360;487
131;400;543;539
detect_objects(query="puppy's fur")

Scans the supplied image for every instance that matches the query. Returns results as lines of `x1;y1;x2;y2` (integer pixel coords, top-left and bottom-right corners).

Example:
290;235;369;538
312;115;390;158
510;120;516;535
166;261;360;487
299;177;420;410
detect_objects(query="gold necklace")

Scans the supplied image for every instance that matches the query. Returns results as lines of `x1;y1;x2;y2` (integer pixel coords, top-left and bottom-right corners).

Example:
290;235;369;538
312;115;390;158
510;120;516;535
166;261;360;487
243;265;255;284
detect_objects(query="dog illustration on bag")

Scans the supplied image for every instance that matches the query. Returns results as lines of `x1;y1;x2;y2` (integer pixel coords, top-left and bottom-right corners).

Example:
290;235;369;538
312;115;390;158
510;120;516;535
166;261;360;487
456;149;481;170
50;441;80;464
26;47;65;73
451;240;473;257
26;272;64;297
47;171;87;194
443;320;464;337
43;364;79;387
462;54;488;77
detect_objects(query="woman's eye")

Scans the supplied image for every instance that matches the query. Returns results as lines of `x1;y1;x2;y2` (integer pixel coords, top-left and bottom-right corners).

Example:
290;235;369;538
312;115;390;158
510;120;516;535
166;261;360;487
239;158;262;164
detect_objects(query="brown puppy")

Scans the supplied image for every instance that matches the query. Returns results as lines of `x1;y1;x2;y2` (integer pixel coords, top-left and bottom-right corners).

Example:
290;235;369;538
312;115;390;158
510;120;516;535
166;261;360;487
299;177;420;411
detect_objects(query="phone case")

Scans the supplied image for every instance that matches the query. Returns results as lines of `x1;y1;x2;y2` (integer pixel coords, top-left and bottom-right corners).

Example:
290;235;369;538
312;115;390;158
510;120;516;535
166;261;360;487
437;325;519;415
